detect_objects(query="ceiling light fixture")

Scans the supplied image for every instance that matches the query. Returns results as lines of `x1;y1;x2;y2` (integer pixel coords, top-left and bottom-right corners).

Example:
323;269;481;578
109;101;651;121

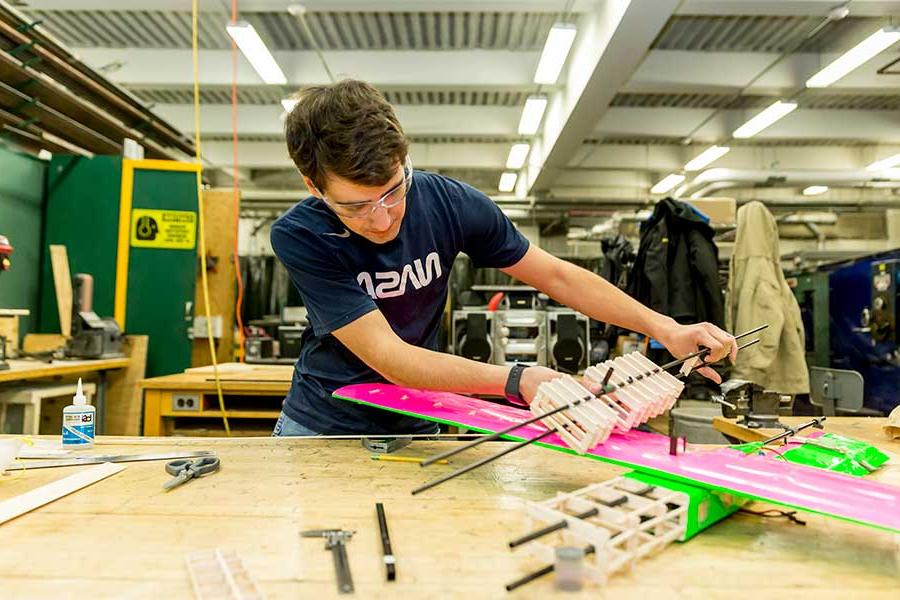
533;23;577;85
867;153;900;171
732;100;797;139
806;26;900;88
684;145;730;172
802;185;829;196
498;172;518;193
650;174;686;195
226;21;287;85
518;95;548;136
506;143;531;170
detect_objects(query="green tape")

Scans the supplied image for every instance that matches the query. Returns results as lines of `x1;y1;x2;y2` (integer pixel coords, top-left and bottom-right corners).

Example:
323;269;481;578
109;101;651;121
622;471;744;540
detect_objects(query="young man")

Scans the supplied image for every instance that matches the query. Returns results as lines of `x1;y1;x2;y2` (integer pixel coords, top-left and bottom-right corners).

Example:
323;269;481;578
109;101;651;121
271;79;736;436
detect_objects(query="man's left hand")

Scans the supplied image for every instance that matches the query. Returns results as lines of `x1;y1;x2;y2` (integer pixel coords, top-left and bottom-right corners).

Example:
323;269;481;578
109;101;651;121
656;320;737;384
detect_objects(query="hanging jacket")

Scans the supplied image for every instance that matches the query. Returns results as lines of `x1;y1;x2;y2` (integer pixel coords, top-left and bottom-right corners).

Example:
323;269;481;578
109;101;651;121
600;234;635;291
727;201;809;394
628;198;725;327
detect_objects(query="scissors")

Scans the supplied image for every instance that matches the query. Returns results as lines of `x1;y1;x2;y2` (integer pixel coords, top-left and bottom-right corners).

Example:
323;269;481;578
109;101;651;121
163;456;220;491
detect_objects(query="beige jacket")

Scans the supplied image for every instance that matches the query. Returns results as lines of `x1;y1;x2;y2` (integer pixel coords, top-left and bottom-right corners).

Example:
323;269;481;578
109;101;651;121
727;202;809;394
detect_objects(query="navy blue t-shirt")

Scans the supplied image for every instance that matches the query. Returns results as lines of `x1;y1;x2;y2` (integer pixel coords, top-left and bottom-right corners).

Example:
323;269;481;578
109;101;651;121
270;170;530;434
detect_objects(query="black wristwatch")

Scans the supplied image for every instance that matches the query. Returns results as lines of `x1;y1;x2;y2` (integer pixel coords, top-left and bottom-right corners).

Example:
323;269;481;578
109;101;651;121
505;363;529;404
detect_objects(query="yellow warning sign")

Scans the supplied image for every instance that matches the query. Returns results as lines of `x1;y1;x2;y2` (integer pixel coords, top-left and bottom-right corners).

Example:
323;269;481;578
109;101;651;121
130;209;196;250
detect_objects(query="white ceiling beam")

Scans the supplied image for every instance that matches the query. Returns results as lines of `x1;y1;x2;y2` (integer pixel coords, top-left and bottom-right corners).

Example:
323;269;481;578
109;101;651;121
25;0;598;12
72;48;540;88
157;103;518;136
677;1;900;17
202;141;511;169
626;50;900;95
569;143;900;172
527;0;680;193
593;107;900;142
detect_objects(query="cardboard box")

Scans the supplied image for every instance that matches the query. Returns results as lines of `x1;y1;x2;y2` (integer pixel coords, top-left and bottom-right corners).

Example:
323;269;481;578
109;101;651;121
688;197;736;225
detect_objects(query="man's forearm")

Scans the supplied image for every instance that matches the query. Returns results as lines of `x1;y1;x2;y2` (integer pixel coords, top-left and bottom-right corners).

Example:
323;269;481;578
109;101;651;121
373;343;511;396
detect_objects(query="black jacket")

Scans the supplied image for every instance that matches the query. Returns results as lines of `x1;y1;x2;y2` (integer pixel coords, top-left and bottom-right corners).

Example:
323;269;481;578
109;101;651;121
628;198;724;327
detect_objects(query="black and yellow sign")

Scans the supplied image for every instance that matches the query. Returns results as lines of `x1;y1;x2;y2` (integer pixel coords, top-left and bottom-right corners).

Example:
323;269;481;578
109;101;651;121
130;209;196;250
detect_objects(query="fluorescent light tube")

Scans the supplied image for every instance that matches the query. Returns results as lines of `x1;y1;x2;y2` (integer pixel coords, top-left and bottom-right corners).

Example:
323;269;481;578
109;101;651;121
684;145;730;172
506;143;530;170
650;174;685;195
499;172;518;193
806;27;900;88
867;153;900;171
690;185;716;199
534;23;577;85
518;95;548;136
281;98;298;112
226;21;287;85
732;100;797;139
802;185;829;196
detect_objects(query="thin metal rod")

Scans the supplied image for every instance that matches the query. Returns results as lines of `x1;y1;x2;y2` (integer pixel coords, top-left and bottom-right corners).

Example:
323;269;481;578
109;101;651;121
508;507;599;548
411;429;557;495
420;325;768;468
419;398;585;467
760;416;826;446
505;545;596;591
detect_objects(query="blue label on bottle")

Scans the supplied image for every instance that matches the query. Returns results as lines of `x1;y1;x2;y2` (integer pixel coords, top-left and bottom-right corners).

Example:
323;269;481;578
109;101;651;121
62;411;95;445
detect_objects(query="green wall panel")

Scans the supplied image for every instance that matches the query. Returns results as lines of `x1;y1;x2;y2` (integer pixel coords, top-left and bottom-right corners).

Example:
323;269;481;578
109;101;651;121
40;155;122;333
0;144;46;338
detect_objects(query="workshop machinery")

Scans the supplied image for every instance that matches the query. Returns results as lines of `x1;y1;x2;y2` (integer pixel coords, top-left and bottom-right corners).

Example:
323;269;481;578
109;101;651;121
244;306;307;364
64;273;123;359
547;309;590;373
790;249;900;414
451;288;589;371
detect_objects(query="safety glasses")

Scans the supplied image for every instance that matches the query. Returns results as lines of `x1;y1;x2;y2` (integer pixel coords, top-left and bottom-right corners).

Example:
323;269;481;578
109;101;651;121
317;156;413;220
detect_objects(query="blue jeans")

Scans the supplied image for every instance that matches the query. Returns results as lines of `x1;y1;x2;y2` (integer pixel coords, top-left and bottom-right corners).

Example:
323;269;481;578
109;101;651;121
272;410;441;437
272;412;322;437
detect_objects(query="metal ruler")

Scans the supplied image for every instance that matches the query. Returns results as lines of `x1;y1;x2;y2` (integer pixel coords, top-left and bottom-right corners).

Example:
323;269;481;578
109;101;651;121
6;450;215;470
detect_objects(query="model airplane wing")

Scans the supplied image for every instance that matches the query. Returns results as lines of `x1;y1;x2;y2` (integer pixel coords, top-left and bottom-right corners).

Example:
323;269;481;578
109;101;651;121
334;383;900;534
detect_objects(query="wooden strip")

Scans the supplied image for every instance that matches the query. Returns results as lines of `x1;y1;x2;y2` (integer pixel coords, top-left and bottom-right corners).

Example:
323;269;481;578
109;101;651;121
711;417;771;443
191;189;238;367
0;463;125;525
105;335;148;436
48;245;72;338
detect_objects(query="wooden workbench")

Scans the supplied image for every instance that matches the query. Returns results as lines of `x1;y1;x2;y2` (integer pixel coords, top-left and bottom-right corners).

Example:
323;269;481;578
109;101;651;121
0;335;146;435
0;357;130;383
1;417;898;599
140;363;293;436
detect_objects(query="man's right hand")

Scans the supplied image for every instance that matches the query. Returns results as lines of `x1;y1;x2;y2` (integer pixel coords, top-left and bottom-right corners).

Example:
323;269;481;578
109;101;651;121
519;366;569;405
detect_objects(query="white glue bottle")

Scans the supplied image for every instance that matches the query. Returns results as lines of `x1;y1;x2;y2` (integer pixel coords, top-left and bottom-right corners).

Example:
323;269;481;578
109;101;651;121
62;378;95;449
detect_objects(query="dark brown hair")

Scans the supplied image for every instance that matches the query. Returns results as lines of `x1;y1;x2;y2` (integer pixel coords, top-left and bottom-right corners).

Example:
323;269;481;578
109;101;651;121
284;79;409;192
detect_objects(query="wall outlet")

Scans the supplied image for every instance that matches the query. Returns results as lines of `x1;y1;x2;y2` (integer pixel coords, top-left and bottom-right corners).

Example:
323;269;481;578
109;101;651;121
172;394;200;412
193;315;223;338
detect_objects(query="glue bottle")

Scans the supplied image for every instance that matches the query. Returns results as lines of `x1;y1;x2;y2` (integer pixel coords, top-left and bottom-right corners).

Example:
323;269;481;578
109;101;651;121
62;378;95;449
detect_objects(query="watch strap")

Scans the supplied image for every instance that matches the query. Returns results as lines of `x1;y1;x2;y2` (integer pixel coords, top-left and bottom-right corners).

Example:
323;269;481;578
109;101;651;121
504;363;529;406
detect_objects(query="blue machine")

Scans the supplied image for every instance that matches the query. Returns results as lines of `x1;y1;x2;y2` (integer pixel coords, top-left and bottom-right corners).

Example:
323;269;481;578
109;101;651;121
798;250;900;414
